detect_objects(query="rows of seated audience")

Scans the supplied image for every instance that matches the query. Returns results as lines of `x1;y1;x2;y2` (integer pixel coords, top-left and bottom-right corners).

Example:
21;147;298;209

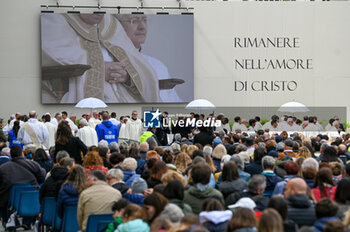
1;118;350;232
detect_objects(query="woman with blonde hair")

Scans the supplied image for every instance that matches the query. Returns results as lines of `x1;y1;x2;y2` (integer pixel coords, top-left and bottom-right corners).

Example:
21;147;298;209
174;152;192;173
204;155;216;173
258;208;283;232
161;171;187;187
298;146;312;159
181;144;189;153
186;145;198;158
212;144;226;172
83;151;108;174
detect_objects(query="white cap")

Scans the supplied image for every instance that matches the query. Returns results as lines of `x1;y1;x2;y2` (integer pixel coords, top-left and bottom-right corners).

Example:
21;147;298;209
228;197;256;210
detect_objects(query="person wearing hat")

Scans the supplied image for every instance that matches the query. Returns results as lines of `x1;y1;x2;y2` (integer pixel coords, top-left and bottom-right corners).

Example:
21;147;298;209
123;177;147;206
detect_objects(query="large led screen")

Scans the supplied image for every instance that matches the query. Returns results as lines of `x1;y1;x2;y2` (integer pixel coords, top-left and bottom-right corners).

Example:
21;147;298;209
41;13;194;104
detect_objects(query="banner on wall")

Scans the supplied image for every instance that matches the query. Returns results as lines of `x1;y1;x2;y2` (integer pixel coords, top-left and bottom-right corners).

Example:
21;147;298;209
191;2;350;108
41;13;194;104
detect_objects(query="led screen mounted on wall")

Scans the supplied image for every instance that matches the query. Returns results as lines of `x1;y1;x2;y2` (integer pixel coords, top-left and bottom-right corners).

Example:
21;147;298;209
41;13;194;104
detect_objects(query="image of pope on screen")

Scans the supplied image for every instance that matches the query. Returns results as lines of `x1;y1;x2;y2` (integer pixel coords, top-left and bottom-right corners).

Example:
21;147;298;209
41;13;194;104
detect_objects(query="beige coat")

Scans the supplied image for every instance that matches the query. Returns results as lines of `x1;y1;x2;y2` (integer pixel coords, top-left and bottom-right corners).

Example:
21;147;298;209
77;181;121;231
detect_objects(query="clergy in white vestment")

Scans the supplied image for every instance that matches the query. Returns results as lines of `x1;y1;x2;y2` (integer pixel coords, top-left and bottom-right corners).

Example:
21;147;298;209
88;112;101;129
43;115;56;149
116;14;182;103
125;111;143;143
118;117;129;144
17;111;49;149
77;118;98;147
50;113;62;128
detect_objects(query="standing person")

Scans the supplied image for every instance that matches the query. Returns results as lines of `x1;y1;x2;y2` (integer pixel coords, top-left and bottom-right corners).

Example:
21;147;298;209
50;113;62;128
17;111;49;149
8;121;23;148
77;118;98;147
54;121;87;164
43;114;56;149
109;112;121;128
61;111;78;135
95;111;120;144
89;111;101;129
125;111;143;144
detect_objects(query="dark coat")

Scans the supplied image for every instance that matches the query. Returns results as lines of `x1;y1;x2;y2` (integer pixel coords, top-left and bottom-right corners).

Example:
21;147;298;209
287;194;316;227
0;156;46;207
194;131;214;147
147;177;162;188
225;191;268;211
202;221;228;232
112;182;129;195
283;219;298;232
54;137;87;164
245;161;263;176
36;160;54;173
218;179;247;198
57;182;79;218
212;158;222;173
39;166;68;202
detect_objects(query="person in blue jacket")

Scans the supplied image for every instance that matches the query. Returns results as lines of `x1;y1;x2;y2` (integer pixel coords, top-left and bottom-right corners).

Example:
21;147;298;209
95;111;119;144
8;121;23;148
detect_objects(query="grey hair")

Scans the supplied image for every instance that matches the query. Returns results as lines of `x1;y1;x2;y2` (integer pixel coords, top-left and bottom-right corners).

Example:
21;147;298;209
301;158;319;171
258;142;266;149
107;168;124;180
203;145;213;156
122;157;137;171
262;155;275;170
174;133;182;142
98;140;109;149
170;143;180;153
79;118;88;126
109;142;119;151
247;174;266;193
236;144;247;153
230;155;244;170
277;142;285;151
56;150;70;163
1;147;10;156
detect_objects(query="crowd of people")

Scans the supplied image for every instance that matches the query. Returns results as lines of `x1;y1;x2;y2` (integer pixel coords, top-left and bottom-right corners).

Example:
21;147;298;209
0;110;350;232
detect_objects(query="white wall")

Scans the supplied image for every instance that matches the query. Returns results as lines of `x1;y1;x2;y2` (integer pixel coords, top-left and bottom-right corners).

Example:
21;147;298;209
1;0;350;123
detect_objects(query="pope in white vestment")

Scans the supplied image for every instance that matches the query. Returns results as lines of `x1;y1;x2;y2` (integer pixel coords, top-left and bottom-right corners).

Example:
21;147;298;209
41;13;160;103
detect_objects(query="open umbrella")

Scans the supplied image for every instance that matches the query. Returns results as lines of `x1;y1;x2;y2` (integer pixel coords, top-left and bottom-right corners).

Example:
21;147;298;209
185;99;216;110
278;101;309;113
75;97;107;113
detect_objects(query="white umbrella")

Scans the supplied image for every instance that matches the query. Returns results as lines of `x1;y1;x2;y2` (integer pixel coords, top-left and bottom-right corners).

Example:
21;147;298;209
75;98;107;113
278;101;309;113
185;99;216;110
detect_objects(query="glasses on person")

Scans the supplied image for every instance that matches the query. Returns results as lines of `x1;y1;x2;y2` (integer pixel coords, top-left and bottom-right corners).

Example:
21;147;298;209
122;18;147;25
